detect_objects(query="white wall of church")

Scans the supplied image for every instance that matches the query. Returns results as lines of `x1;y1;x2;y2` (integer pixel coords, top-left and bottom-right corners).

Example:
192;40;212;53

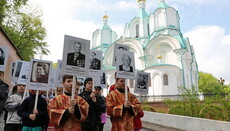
166;8;178;28
101;29;111;44
92;30;101;48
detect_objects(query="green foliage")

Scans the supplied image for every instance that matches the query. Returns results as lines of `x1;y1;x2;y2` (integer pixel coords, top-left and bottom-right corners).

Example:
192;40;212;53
164;86;230;122
0;0;49;61
198;72;226;94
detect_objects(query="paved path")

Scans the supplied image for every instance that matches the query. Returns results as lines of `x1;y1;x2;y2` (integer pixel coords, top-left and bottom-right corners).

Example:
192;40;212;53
0;112;153;131
104;117;153;131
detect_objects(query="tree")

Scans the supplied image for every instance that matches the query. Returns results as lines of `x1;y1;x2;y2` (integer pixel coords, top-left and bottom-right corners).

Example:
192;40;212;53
0;0;49;61
198;72;225;94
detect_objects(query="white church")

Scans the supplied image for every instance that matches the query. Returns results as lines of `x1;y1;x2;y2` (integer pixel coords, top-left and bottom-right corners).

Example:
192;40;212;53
91;0;198;96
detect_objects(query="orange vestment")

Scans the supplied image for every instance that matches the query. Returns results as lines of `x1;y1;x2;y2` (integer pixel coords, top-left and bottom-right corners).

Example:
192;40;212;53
48;94;89;131
106;89;140;131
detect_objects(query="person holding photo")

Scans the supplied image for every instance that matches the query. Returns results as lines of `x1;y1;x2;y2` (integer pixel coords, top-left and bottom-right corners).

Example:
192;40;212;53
67;41;85;67
79;78;102;131
48;75;89;131
17;90;49;131
106;78;140;131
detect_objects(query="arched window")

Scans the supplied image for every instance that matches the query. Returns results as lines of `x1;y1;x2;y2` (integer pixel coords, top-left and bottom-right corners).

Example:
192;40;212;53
136;24;139;38
147;23;150;36
163;74;168;85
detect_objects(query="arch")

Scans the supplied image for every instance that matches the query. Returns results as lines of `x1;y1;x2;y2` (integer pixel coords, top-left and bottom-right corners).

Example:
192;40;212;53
163;74;169;85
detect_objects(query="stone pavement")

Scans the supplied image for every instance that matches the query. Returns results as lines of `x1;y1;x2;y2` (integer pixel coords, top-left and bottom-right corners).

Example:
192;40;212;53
0;112;153;131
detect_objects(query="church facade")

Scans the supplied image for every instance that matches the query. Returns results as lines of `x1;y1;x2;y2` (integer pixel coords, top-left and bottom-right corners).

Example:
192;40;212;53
92;0;198;95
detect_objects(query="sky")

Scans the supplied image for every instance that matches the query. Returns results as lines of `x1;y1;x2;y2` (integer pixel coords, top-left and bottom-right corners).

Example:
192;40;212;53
28;0;230;84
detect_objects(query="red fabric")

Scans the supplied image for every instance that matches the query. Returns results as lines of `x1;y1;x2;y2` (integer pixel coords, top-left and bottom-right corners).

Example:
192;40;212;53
109;84;130;92
133;109;144;129
109;84;116;92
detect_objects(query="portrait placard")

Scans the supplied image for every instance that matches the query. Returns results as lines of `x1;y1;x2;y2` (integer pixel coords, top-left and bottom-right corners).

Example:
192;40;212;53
134;71;150;94
91;71;107;89
112;43;130;66
10;62;16;84
17;61;30;85
27;59;52;91
49;68;56;89
62;35;90;77
0;46;9;71
116;50;135;79
89;50;102;76
55;60;63;87
12;60;23;84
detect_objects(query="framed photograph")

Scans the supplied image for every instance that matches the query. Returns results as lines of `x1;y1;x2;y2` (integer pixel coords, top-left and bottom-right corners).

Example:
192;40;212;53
89;50;102;76
27;59;52;91
116;50;135;79
0;46;9;71
77;77;85;93
17;61;30;85
62;35;90;77
12;60;23;83
112;43;130;66
55;60;63;87
92;71;107;89
134;71;150;94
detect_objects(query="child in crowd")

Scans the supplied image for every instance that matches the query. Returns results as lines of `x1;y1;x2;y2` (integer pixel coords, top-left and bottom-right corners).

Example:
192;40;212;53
4;84;25;131
17;90;49;131
133;107;144;131
48;75;89;131
94;86;106;131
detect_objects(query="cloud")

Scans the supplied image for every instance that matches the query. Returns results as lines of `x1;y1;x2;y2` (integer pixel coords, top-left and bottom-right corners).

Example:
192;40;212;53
169;0;226;6
221;34;230;45
184;25;230;84
114;1;137;11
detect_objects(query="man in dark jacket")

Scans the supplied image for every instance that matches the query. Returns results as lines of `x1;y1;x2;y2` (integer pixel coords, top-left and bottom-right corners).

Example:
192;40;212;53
0;71;9;117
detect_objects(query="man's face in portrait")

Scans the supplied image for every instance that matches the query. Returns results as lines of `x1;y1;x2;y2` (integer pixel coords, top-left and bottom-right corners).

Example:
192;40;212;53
91;52;96;59
122;54;131;66
74;42;82;53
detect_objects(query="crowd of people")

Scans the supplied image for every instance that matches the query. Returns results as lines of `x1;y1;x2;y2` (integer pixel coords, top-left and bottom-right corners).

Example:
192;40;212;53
0;71;145;131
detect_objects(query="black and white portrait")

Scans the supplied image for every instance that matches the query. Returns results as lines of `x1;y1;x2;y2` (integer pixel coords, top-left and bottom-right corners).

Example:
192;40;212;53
62;35;90;76
89;50;102;70
27;59;52;91
11;62;16;77
17;61;30;85
11;60;23;83
0;46;9;71
55;60;63;87
116;50;135;79
134;71;150;94
119;54;133;72
0;48;5;65
67;41;85;67
30;61;50;84
112;43;130;66
100;73;106;84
